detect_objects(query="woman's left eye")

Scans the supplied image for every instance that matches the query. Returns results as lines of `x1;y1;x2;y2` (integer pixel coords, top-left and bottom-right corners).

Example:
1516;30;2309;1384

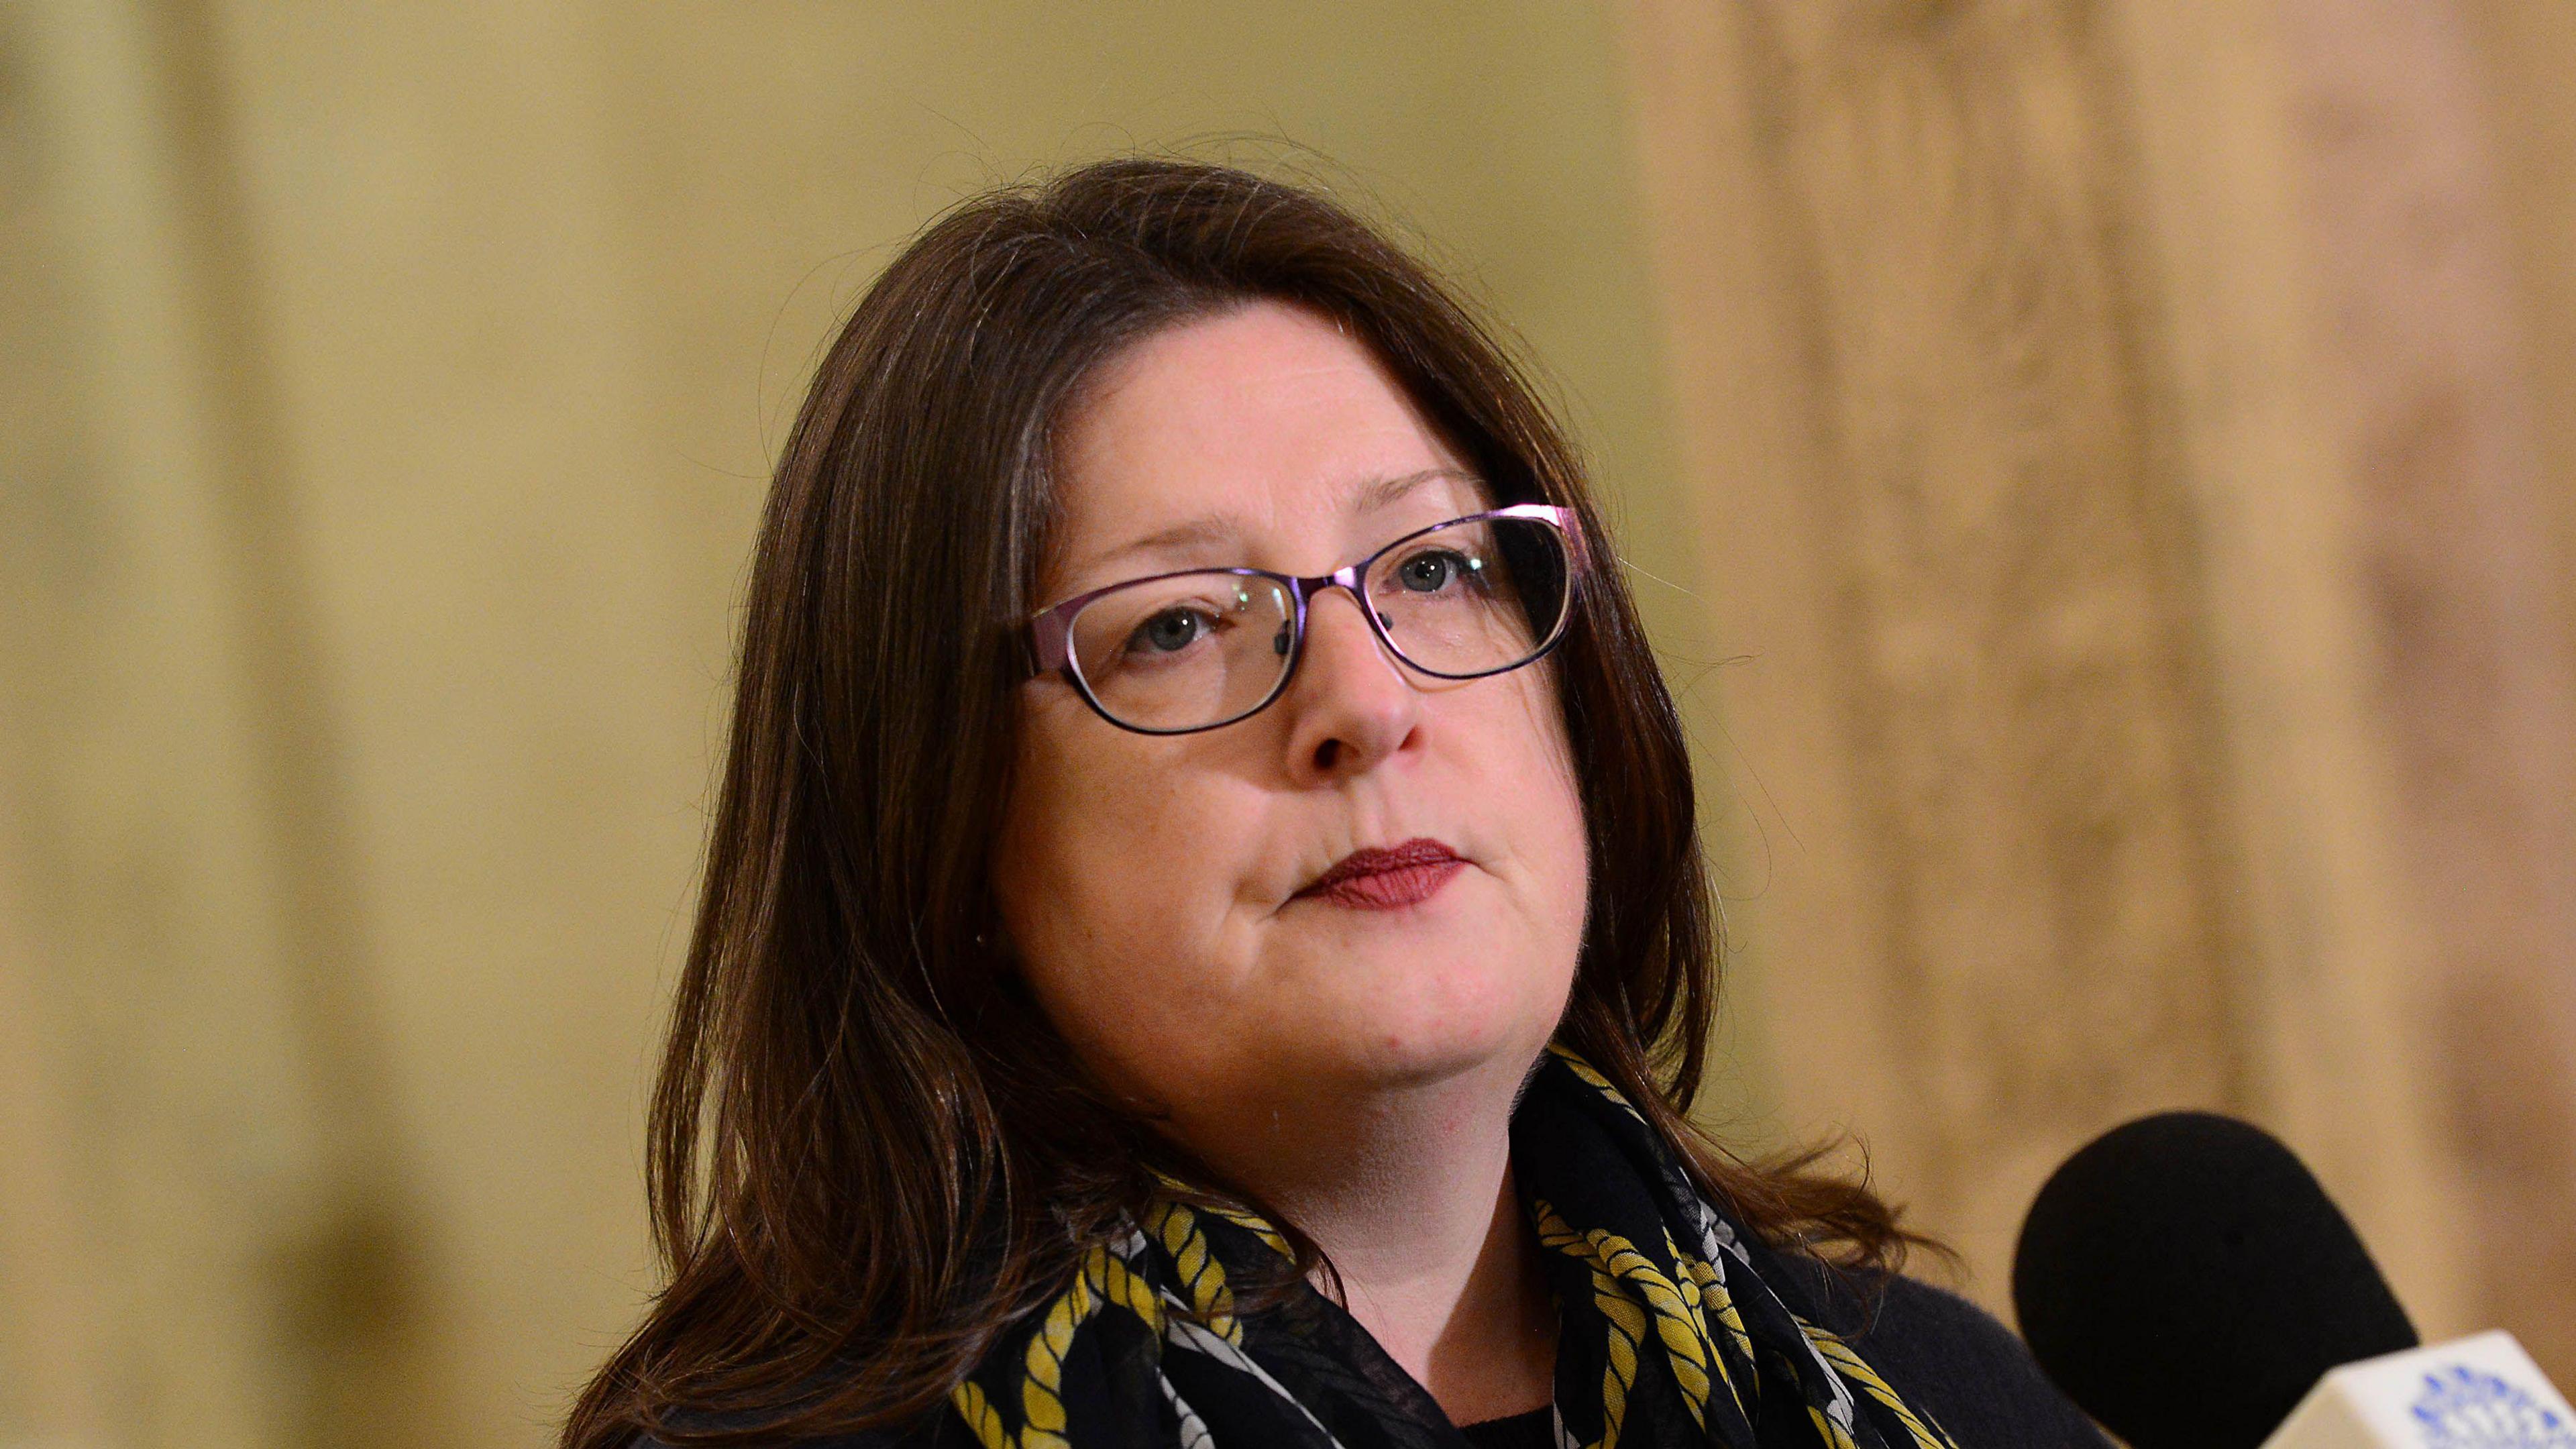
1396;549;1477;592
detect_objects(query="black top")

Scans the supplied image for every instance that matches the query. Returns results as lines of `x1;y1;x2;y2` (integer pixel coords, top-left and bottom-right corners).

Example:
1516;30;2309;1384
1458;1407;1553;1449
1764;1263;2107;1448
1450;1265;2104;1449
733;1263;2104;1448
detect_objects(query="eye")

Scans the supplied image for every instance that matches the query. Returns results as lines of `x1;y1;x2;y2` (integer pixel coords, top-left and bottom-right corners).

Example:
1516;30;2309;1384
1128;606;1216;655
1395;547;1480;594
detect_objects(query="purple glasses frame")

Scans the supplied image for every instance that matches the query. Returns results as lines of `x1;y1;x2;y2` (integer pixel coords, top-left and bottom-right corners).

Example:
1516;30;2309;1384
1025;502;1586;737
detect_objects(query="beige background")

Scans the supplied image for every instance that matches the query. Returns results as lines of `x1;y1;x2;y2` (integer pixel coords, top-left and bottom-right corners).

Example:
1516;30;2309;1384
1621;0;2576;1383
3;3;2572;1447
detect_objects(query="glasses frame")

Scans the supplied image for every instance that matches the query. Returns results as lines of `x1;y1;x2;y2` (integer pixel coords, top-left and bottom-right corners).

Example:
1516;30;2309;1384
1025;502;1585;737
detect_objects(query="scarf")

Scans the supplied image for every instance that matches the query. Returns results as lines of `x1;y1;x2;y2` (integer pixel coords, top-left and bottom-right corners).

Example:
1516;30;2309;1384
947;1047;1959;1449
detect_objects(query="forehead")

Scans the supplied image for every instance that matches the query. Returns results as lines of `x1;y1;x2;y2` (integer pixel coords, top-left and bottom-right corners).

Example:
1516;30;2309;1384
1047;301;1481;590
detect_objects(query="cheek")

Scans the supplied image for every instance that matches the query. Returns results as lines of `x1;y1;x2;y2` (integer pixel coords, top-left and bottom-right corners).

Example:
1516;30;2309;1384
989;704;1252;1074
1492;667;1591;916
1468;675;1593;1036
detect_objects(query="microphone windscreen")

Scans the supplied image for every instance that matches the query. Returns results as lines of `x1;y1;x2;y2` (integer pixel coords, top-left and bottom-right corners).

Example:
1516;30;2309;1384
2010;1111;2418;1449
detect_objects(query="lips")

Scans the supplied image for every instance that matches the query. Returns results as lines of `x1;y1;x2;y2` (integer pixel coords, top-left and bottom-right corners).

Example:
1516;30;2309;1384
1295;837;1466;910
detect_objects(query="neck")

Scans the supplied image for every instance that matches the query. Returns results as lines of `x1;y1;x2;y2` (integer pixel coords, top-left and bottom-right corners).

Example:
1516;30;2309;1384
1172;1055;1560;1426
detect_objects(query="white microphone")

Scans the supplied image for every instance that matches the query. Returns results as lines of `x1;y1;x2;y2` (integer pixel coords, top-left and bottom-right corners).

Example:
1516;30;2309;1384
2263;1330;2576;1448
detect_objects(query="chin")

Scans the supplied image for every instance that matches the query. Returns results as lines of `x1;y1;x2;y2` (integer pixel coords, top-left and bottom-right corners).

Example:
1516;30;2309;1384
1304;953;1567;1089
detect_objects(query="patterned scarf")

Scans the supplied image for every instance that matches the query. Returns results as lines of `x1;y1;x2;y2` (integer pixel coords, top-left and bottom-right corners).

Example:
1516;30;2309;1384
947;1047;1960;1449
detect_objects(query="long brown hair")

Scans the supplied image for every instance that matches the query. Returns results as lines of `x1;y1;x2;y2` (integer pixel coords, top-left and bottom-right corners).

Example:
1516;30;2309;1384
564;157;1915;1449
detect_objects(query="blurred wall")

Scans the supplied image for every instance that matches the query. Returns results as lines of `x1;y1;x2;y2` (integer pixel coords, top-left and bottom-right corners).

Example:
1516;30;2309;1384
0;4;1703;1448
1621;0;2576;1386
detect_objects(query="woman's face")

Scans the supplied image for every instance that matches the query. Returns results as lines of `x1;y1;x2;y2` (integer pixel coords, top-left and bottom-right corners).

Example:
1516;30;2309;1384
992;301;1591;1128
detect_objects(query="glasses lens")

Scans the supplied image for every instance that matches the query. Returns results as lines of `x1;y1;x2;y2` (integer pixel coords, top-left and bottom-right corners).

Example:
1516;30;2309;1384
1067;573;1297;732
1363;515;1571;678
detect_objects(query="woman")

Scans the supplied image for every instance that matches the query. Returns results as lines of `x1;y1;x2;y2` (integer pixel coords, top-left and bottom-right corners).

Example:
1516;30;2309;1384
564;159;2105;1449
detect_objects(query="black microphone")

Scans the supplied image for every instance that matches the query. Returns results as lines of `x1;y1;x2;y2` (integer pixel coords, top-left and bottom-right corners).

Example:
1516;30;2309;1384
2010;1111;2419;1449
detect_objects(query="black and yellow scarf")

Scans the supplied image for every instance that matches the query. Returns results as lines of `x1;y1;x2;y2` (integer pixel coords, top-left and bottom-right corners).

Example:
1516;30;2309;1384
947;1047;1958;1449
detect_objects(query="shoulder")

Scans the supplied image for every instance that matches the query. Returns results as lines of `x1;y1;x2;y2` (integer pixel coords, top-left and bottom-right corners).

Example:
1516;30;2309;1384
1782;1255;2110;1449
624;1403;967;1449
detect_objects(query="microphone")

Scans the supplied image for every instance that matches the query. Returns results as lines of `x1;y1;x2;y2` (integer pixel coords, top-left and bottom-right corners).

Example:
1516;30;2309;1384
2012;1112;2576;1448
2010;1111;2416;1448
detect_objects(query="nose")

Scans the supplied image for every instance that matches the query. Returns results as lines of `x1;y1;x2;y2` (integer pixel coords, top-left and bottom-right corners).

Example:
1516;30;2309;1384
1279;584;1421;782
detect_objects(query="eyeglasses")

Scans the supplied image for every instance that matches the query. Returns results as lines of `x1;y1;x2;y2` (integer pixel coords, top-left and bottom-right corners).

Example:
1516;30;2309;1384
1026;503;1582;736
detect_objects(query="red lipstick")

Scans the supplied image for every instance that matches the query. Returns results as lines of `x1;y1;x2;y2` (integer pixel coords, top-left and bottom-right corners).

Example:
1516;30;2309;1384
1295;838;1464;910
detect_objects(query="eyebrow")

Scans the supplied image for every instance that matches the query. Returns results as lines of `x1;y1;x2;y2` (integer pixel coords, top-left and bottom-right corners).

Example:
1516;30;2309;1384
1065;467;1476;583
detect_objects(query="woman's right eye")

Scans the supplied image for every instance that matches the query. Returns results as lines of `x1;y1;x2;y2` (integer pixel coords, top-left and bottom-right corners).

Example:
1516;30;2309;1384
1126;606;1216;656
